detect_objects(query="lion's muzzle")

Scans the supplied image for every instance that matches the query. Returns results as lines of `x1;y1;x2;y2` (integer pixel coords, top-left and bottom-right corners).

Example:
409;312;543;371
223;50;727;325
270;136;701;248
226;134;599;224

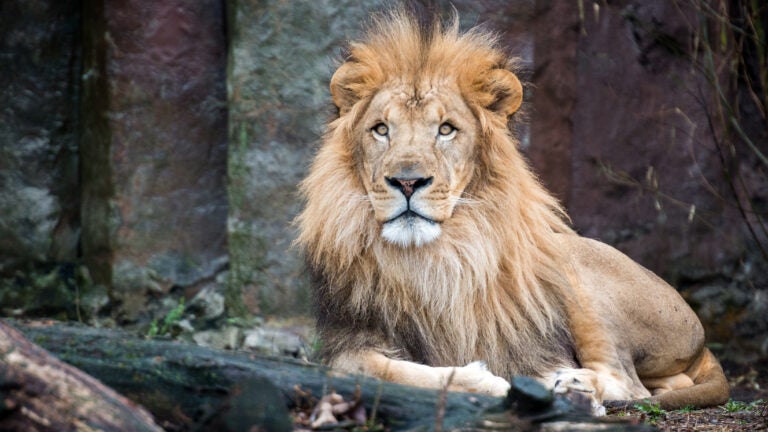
385;176;433;200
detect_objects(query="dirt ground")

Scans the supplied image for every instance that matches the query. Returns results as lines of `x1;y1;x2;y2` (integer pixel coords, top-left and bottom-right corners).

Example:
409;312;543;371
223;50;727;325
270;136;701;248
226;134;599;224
606;360;768;431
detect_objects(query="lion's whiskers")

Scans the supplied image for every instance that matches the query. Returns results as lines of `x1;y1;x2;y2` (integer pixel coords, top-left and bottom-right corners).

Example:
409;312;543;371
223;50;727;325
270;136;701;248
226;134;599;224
455;196;481;207
348;194;371;203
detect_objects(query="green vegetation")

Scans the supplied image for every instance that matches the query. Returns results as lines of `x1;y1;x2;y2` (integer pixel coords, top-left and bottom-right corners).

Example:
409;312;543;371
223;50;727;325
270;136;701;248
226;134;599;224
722;398;765;413
147;298;186;338
633;400;666;423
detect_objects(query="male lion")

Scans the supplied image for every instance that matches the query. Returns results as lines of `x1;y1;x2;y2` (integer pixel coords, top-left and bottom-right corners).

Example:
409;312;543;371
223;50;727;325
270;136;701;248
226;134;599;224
296;10;729;414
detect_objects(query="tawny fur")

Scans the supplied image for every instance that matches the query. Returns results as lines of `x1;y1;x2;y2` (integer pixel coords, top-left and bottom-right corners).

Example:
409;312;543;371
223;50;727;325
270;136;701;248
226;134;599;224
295;9;729;410
296;10;576;379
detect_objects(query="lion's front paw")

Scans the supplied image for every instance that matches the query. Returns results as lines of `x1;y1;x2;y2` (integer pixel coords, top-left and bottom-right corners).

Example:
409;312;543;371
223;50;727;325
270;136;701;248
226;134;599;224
447;361;510;397
552;368;606;416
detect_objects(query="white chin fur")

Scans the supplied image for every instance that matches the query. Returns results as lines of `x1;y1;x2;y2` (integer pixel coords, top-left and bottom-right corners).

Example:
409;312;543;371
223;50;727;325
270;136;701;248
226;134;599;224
381;217;441;247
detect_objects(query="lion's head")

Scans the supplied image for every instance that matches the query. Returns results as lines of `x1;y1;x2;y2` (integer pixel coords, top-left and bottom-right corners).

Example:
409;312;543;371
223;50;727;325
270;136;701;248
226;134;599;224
297;10;576;376
327;14;523;248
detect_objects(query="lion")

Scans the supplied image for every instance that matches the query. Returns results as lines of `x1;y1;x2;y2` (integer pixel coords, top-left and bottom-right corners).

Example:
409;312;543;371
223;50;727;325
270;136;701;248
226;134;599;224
295;9;730;414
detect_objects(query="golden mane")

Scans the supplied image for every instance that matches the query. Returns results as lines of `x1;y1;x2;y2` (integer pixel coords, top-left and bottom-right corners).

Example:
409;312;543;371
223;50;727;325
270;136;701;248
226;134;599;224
296;10;578;378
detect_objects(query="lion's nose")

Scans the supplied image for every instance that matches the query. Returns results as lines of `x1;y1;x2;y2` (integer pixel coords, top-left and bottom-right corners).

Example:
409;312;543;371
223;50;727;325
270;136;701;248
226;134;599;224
385;176;433;199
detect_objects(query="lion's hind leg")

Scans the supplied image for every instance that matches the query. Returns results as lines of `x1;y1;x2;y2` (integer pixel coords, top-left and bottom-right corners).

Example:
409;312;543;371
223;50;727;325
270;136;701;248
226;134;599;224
639;348;729;410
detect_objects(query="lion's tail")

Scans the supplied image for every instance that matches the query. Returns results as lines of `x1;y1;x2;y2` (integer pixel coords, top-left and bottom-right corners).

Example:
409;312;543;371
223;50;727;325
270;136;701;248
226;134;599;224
649;348;729;410
650;348;729;410
605;348;730;411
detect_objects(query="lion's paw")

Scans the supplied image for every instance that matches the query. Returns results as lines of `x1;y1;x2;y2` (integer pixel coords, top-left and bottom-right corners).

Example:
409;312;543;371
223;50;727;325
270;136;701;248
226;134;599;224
552;368;606;416
448;361;510;397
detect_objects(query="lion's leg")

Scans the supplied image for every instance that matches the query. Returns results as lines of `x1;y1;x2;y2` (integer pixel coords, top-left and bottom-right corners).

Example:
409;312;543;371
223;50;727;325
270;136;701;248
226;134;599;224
542;365;652;415
541;368;644;416
553;266;652;414
331;350;510;396
640;348;729;409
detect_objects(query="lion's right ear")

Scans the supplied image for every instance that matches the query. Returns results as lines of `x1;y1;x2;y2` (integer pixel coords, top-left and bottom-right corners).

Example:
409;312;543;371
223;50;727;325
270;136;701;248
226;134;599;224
330;62;365;115
478;68;524;118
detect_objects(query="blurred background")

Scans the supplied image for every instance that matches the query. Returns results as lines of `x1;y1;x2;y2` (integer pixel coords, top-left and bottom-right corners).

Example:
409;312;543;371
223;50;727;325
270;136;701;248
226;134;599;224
1;0;766;372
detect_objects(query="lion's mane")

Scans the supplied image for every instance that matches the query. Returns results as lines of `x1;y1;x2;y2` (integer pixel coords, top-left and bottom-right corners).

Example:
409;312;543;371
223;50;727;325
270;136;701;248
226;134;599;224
296;11;578;378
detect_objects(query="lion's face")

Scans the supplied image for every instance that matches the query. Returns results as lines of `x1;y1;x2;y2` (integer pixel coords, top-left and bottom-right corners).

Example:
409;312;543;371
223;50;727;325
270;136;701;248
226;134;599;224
325;24;525;249
354;83;479;247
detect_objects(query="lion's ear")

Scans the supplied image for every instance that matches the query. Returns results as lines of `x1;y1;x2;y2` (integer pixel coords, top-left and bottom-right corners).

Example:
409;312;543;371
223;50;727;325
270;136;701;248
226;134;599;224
330;62;364;115
481;69;523;117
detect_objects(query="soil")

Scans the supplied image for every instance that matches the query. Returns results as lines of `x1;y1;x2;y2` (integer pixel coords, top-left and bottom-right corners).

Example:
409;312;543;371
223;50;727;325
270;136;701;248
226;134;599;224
606;360;768;431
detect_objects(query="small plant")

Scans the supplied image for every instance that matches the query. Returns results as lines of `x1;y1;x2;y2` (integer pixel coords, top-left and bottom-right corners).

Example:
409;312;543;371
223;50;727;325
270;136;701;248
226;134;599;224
722;398;763;413
676;404;696;413
633;400;667;423
147;298;186;338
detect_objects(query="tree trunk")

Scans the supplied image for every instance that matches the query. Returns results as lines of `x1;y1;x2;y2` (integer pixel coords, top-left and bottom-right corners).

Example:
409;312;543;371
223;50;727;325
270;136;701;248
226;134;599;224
0;320;163;432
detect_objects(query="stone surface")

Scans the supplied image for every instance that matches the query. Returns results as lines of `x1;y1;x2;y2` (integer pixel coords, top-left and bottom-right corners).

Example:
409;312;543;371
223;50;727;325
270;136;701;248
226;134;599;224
529;0;768;361
242;325;309;358
528;0;579;204
226;0;385;317
80;0;229;321
0;0;81;269
187;282;226;321
568;2;745;279
192;326;242;351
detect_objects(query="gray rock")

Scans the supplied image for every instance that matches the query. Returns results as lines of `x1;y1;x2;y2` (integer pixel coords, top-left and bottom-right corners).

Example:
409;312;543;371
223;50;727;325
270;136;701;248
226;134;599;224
242;326;308;358
225;0;389;317
188;284;226;321
0;0;80;268
192;326;242;350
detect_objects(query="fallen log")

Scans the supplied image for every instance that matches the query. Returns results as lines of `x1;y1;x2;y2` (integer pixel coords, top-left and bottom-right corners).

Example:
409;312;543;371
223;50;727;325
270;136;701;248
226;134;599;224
10;320;649;431
13;320;500;431
0;320;163;432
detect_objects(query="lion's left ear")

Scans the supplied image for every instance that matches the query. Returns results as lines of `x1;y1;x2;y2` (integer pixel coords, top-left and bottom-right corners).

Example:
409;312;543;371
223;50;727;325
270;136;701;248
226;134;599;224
479;69;523;117
330;61;365;115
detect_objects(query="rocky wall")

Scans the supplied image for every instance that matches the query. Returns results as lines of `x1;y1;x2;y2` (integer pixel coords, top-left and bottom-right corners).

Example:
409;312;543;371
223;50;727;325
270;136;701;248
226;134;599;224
0;0;89;318
0;1;80;270
1;0;765;362
529;1;768;361
80;0;229;322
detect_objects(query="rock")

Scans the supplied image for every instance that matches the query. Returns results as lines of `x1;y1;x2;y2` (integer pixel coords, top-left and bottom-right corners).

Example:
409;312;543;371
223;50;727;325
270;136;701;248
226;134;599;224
528;0;768;363
225;0;385;317
192;326;242;350
80;0;229;322
530;0;762;285
188;284;226;321
0;0;80;268
242;326;308;358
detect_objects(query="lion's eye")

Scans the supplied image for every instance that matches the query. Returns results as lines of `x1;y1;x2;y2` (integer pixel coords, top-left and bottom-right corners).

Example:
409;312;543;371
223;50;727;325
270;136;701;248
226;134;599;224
372;123;389;137
438;122;456;137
